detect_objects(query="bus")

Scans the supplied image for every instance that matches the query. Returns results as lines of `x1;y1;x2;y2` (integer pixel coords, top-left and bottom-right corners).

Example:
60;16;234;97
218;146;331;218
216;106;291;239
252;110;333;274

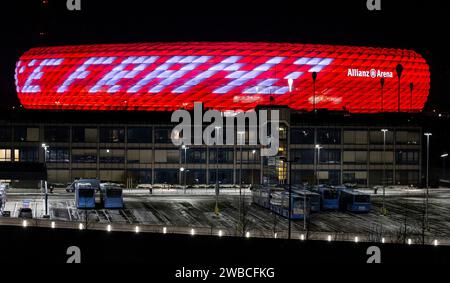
338;189;371;213
100;183;124;209
251;186;272;209
292;188;321;212
317;187;340;210
270;190;310;220
75;182;96;209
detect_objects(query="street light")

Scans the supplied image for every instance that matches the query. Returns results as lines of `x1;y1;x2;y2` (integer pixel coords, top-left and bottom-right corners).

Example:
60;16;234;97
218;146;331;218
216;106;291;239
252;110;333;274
312;72;317;112
41;143;50;218
237;131;245;235
380;78;385;112
315;144;322;187
251;149;256;187
424;132;432;230
280;156;301;240
181;144;189;194
381;129;388;215
214;126;222;216
441;153;448;182
396;64;403;112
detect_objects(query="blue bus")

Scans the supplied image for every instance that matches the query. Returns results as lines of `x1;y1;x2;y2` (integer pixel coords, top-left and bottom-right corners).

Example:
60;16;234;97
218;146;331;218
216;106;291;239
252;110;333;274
251;186;272;209
100;184;124;209
269;190;310;220
292;188;321;212
75;183;96;209
317;187;340;210
338;189;371;213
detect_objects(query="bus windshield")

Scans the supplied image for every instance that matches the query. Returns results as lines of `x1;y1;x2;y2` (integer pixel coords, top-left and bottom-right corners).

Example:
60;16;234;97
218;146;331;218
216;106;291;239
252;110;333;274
355;195;370;203
107;189;122;197
78;189;94;197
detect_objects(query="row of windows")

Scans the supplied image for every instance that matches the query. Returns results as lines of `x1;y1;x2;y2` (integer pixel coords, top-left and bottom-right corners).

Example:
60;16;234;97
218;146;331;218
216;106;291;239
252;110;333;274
48;169;261;185
1;126;422;146
290;128;421;145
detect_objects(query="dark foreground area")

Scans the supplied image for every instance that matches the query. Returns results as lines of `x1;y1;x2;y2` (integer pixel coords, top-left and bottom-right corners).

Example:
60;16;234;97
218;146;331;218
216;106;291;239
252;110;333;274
1;225;449;271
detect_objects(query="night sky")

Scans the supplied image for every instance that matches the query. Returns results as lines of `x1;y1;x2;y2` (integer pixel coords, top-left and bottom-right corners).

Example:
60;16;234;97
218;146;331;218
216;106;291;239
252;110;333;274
1;0;449;110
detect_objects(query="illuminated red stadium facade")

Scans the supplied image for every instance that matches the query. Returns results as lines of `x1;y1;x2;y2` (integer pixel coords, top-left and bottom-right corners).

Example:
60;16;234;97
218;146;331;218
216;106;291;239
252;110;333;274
15;42;430;112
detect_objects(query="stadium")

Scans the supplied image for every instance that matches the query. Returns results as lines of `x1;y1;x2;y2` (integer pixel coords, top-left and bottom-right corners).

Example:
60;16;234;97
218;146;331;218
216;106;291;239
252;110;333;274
1;42;430;188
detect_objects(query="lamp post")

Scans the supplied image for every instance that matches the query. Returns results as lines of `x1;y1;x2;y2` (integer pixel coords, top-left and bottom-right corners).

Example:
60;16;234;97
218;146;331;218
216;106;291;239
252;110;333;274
182;144;189;194
251;149;256;187
380;78;385;112
312;72;317;112
424;132;432;230
214;126;221;216
41;143;49;218
409;82;414;112
237;131;245;235
381;129;388;215
280;157;301;239
396;64;403;112
315;144;322;187
441;153;448;180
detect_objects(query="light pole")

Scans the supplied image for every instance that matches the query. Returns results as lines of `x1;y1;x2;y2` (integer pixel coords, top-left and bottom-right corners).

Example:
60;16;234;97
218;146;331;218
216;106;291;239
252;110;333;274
315;144;322;187
409;82;414;112
380;78;385;112
182;144;189;194
251;149;256;187
41;143;49;218
396;64;403;112
214;126;221;216
381;129;388;215
280;157;300;239
312;72;317;112
424;132;432;230
237;131;245;235
441;153;448;180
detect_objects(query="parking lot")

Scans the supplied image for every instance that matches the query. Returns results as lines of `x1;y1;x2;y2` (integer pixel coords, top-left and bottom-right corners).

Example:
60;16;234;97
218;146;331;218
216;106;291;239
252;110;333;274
3;187;450;241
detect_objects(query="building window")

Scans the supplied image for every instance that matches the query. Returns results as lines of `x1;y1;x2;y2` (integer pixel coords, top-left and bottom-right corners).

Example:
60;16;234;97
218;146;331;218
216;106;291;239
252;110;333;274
48;148;69;163
14;126;39;142
319;149;341;164
318;170;341;185
209;148;234;164
209;169;234;184
291;170;315;185
72;149;97;163
100;127;125;143
0;127;11;142
127;127;152;143
396;170;419;185
343;171;367;186
154;127;172;143
154;169;178;184
396;131;420;145
186;169;207;185
44;126;70;142
369;130;394;144
343;151;367;164
0;149;12;162
317;128;341;144
343;130;368;144
72;127;98;143
128;169;152;185
236;149;260;164
155;149;179;163
291;149;314;164
127;149;152;164
369;170;394;186
369;151;394;164
290;128;314;144
182;148;206;164
17;147;39;162
396;150;419;165
99;149;125;163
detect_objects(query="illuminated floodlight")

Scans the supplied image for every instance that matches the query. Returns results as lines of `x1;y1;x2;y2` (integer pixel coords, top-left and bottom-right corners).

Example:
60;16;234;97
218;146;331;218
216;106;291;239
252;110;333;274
79;223;84;230
51;221;55;229
135;226;140;233
22;220;27;228
327;235;332;242
163;227;167;234
218;230;223;237
300;234;305;241
354;236;359;243
191;228;195;236
245;232;250;238
106;224;112;232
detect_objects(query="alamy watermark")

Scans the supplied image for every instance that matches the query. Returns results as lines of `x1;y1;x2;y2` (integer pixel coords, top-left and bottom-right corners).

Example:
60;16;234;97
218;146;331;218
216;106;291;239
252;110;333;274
67;0;81;11
366;0;381;11
171;102;279;157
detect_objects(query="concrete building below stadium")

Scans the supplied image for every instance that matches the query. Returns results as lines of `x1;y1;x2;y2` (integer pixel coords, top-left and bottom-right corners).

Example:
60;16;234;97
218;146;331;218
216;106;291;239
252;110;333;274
0;109;423;188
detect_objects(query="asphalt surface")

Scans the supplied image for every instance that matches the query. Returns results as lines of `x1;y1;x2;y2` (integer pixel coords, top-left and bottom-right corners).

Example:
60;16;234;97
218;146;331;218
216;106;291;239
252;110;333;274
4;188;450;240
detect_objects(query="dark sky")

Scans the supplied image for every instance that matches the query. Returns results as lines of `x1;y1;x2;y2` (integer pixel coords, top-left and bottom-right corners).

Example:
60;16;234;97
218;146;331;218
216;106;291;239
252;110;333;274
1;0;449;110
